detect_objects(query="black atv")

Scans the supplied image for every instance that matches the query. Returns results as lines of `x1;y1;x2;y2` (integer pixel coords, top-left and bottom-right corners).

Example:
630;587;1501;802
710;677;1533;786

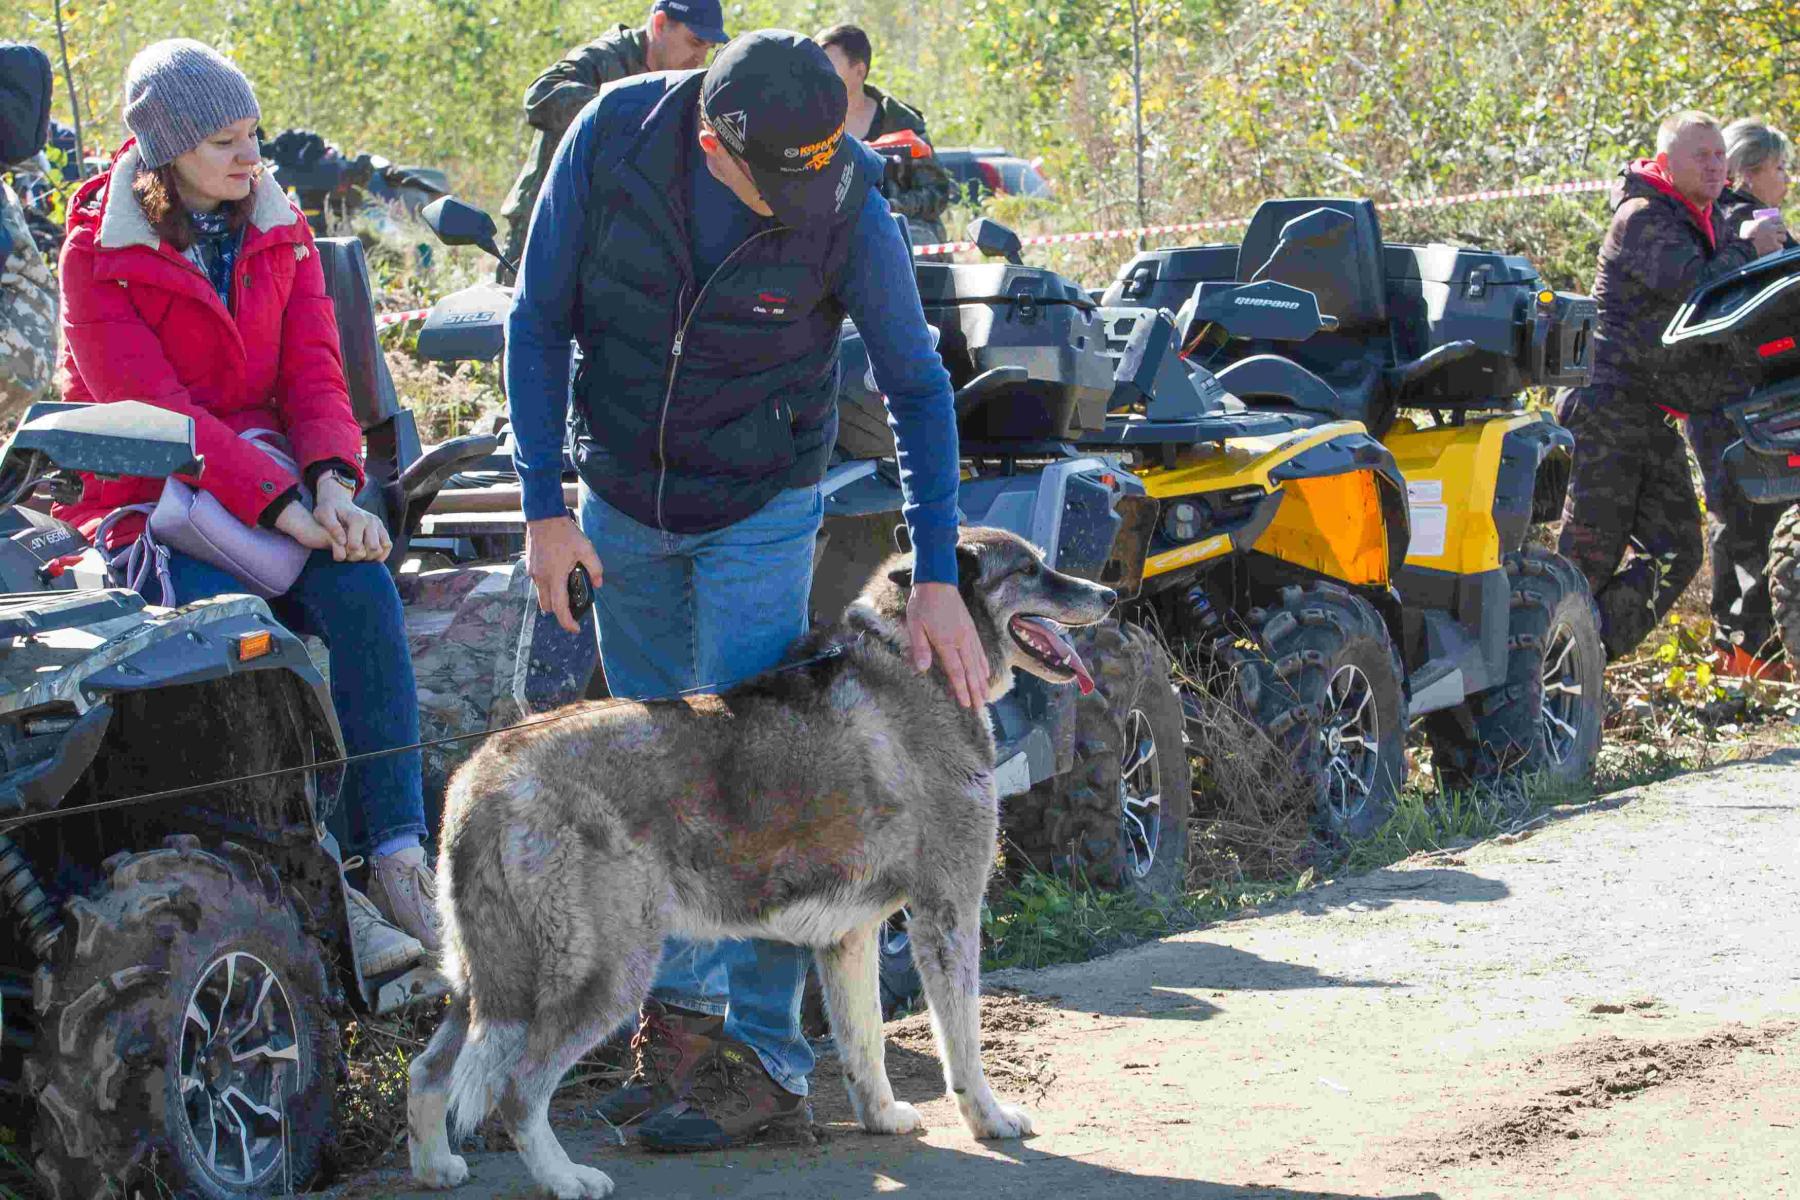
0;228;551;1200
1664;245;1800;662
0;400;450;1200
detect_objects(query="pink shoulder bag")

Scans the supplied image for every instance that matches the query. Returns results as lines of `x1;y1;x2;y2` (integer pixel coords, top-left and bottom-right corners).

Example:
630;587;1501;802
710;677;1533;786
100;428;313;605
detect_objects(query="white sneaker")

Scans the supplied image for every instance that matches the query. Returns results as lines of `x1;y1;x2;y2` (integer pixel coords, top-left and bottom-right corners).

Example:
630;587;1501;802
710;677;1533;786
344;876;424;975
368;846;443;953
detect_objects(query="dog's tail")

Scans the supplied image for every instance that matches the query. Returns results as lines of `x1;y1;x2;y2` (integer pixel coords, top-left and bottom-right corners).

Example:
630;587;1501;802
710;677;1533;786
446;1015;528;1139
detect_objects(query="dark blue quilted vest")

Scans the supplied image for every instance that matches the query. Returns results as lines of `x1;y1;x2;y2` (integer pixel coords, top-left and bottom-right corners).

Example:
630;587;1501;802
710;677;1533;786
571;70;878;532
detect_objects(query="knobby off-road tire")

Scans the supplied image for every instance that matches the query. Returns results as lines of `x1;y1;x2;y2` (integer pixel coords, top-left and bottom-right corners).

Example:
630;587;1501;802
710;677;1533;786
1424;547;1604;793
1225;583;1406;843
1765;504;1800;665
1003;619;1193;899
28;837;341;1200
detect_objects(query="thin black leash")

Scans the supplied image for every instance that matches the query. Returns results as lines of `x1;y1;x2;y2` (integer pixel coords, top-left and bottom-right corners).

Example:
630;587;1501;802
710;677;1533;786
0;639;861;837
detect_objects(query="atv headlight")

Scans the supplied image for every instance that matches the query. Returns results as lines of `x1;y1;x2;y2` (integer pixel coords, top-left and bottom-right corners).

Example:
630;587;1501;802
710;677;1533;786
1161;500;1206;543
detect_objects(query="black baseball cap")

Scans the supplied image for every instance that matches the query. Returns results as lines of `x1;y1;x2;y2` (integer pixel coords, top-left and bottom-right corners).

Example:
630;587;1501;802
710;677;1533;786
699;30;861;228
653;0;729;43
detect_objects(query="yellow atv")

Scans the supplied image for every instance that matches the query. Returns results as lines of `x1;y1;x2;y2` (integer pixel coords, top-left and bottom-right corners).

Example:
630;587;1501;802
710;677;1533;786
1084;197;1606;836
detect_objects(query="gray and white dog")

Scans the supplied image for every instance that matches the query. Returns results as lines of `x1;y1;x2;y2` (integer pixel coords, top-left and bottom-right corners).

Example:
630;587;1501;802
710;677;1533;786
407;527;1115;1198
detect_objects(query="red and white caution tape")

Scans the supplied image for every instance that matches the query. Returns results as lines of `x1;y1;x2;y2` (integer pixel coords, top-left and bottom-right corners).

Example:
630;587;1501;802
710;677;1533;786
1375;178;1610;212
910;177;1611;257
376;307;433;329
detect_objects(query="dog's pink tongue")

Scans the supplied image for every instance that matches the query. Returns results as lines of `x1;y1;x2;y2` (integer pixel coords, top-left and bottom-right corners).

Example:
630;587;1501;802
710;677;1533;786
1069;649;1094;695
1017;616;1095;695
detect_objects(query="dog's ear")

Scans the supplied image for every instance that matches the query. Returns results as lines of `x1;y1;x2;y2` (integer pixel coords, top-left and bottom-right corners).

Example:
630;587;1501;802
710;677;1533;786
956;543;982;590
889;545;978;592
892;524;913;555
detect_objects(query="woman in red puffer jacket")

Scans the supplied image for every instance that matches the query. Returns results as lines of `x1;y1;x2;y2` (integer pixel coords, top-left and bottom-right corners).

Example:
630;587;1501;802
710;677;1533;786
55;39;439;975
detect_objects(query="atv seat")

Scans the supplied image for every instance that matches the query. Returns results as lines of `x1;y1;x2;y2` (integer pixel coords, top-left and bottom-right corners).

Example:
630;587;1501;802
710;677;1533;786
315;238;497;563
1222;199;1394;428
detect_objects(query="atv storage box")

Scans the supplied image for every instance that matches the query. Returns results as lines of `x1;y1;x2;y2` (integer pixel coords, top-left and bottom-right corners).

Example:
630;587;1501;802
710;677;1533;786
917;262;1114;440
1381;245;1594;403
1106;244;1238;307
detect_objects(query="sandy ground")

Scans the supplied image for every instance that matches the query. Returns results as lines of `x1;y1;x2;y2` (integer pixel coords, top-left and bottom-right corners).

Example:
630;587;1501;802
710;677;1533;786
346;749;1800;1199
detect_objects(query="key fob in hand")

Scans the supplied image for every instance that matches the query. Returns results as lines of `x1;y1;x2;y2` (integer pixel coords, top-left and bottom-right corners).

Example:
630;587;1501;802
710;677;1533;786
567;563;594;623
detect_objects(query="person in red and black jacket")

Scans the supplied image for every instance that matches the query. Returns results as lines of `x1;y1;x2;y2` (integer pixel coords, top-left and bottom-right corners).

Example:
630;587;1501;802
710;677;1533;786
54;39;439;974
1555;111;1786;661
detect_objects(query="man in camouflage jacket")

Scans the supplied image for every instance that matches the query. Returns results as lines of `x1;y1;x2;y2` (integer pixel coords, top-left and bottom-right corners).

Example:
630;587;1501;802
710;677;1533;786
1;41;57;424
497;0;728;279
816;24;956;247
1;178;56;425
1555;112;1784;661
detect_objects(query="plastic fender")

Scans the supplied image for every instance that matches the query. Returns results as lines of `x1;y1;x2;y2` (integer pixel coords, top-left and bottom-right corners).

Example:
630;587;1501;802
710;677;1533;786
1382;411;1552;574
1137;421;1398;585
1496;414;1575;552
27;597;347;808
1137;420;1371;500
1260;469;1393;586
0;701;112;815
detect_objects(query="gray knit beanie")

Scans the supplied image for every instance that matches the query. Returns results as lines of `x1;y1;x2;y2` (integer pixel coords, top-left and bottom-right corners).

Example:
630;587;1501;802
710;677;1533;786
122;39;260;169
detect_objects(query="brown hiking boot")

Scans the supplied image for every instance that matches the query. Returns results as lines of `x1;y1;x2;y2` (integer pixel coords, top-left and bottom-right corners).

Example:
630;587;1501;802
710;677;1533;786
637;1040;809;1153
591;999;724;1127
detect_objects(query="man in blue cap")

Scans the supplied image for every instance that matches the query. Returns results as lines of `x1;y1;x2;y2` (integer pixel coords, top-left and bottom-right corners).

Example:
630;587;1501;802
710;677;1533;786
506;29;980;1150
497;0;730;277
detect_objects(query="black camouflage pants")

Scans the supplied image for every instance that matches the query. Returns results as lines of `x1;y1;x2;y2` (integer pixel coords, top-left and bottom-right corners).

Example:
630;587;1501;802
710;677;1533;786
1554;385;1705;661
1684;410;1784;656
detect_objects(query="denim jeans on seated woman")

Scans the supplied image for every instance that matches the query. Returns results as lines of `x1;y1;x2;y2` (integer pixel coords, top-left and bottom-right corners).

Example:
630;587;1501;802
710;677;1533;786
139;549;428;855
579;482;823;1099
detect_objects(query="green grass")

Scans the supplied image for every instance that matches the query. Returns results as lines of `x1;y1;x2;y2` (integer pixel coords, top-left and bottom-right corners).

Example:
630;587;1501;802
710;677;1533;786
981;865;1316;973
985;764;1627;975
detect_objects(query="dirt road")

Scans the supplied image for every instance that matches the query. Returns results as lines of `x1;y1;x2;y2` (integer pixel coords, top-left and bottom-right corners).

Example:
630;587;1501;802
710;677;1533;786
350;751;1800;1199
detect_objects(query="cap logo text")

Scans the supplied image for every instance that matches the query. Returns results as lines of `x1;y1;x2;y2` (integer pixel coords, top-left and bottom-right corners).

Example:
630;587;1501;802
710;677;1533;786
712;109;748;153
782;124;844;173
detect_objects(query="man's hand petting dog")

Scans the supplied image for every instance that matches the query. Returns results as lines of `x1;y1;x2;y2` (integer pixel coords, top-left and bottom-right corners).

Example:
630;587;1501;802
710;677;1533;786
906;581;987;708
528;515;606;634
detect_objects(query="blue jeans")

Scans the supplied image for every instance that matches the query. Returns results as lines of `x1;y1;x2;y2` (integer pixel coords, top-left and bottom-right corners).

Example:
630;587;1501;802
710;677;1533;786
144;551;428;855
580;483;822;1097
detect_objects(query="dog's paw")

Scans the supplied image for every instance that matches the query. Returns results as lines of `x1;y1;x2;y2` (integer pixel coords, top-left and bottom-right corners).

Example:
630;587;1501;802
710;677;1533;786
863;1101;925;1135
412;1153;469;1189
969;1102;1036;1140
541;1164;614;1200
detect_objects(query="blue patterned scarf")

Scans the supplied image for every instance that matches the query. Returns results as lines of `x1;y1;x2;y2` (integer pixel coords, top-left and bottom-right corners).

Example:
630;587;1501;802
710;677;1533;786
185;208;242;307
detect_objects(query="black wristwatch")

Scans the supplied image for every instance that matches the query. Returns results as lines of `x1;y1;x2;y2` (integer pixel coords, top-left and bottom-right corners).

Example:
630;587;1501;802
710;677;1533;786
324;466;359;493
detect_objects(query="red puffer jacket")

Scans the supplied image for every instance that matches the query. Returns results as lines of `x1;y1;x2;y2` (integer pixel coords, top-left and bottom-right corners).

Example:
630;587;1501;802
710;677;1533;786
53;140;366;549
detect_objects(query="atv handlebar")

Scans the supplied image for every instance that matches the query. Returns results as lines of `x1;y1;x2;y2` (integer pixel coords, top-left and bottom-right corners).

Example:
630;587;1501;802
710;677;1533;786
0;402;202;509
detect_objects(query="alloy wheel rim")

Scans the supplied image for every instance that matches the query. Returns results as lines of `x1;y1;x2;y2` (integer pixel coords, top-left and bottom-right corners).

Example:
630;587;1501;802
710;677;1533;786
1118;707;1163;878
1322;664;1379;825
1540;621;1584;764
178;951;300;1188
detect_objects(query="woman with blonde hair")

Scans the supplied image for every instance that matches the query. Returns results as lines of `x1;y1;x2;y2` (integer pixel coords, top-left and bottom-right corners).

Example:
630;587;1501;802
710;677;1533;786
1687;118;1795;676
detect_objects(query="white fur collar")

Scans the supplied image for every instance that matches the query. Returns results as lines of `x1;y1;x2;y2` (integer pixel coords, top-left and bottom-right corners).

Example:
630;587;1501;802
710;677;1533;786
98;144;298;251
